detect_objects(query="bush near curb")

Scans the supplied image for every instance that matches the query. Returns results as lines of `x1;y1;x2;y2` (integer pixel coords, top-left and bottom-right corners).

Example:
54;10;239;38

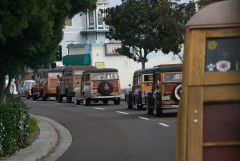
0;96;29;157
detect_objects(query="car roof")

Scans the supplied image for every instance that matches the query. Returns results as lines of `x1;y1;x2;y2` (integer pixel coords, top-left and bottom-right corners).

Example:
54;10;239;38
82;68;118;75
155;64;182;72
38;68;63;73
62;65;96;71
24;80;35;82
133;68;156;76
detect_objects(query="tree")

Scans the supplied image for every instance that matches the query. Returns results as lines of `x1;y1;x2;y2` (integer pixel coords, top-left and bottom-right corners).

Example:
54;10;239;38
0;0;96;102
105;0;195;69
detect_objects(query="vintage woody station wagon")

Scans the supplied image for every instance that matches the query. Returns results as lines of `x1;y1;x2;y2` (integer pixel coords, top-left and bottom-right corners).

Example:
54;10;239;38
75;68;121;105
146;64;182;116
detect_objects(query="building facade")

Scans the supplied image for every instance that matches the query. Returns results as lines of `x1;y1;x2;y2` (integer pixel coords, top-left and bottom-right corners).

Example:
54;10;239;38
59;0;139;89
59;0;182;89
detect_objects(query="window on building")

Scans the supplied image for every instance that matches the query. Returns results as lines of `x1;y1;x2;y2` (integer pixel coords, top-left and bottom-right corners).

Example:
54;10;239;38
97;9;103;26
88;11;94;26
65;18;72;26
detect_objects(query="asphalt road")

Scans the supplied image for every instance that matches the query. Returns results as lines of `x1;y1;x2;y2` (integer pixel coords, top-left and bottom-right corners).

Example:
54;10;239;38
26;98;177;161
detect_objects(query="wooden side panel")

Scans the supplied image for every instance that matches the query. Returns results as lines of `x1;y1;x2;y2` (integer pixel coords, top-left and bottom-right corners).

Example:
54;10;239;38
206;28;240;38
203;103;240;161
203;147;240;161
187;87;203;161
204;72;240;85
176;28;192;161
203;103;240;142
203;85;240;102
177;27;240;161
188;30;205;86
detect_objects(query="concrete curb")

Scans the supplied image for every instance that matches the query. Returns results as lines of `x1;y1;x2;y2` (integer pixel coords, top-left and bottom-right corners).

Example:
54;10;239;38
4;115;72;161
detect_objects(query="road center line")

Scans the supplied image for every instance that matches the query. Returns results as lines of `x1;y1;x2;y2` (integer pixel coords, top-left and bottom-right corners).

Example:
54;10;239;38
138;116;150;120
94;107;106;110
158;123;170;127
116;111;128;115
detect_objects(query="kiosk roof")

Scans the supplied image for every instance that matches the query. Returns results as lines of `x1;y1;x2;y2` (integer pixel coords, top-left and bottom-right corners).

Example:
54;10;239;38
186;0;240;29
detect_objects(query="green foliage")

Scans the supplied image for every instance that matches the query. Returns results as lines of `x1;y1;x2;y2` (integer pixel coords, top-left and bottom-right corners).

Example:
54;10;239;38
105;0;196;69
26;117;38;135
0;0;97;102
68;0;97;17
0;96;29;157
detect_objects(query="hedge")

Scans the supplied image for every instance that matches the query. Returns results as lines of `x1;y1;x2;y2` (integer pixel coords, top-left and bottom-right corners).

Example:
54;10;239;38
0;96;29;157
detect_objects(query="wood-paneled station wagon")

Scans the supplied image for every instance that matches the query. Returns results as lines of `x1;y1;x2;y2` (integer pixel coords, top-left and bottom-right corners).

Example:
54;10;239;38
32;68;62;101
176;1;240;161
74;68;121;106
126;68;156;110
57;65;96;103
145;64;182;116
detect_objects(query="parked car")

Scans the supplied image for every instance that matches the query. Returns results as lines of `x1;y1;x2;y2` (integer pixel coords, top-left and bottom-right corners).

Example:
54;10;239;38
146;64;182;116
32;68;62;100
57;65;96;103
74;68;121;105
125;68;156;110
18;80;35;99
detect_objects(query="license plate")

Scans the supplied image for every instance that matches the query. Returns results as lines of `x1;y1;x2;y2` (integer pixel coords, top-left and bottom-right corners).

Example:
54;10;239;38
162;96;170;100
91;89;97;93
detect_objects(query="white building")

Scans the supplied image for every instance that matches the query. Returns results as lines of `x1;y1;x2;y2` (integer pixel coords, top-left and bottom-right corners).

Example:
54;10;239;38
59;0;139;89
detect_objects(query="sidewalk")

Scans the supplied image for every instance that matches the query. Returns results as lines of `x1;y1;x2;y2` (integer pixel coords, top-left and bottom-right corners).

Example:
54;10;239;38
4;115;72;161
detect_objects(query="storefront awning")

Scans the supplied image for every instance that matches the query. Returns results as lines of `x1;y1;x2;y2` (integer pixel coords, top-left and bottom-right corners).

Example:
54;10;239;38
63;54;91;66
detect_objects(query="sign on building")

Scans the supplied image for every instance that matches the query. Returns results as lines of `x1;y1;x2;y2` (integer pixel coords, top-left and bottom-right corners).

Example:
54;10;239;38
105;43;121;56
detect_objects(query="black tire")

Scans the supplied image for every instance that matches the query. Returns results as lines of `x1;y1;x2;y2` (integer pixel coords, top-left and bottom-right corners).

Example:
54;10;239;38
75;100;80;105
56;87;59;100
40;91;45;101
135;95;142;110
26;94;30;99
153;102;162;117
136;104;143;110
58;96;63;103
98;81;113;96
126;94;133;109
127;104;133;109
33;94;37;100
114;99;120;105
83;98;90;106
102;100;108;105
147;107;153;115
67;97;72;103
42;96;47;101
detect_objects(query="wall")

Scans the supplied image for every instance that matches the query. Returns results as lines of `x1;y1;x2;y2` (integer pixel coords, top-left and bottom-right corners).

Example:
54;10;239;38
91;44;139;89
60;14;85;57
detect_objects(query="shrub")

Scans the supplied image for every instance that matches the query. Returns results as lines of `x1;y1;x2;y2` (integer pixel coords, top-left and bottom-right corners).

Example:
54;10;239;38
0;96;29;157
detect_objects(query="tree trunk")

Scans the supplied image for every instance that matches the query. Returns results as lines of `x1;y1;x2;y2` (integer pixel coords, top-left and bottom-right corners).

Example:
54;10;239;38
141;61;146;69
140;48;146;69
0;74;6;103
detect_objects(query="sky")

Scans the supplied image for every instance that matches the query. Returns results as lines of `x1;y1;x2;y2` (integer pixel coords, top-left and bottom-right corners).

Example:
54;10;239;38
109;0;122;7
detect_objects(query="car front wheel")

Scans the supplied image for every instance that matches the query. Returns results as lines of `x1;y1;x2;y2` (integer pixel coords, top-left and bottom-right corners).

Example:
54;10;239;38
83;98;90;106
114;99;120;105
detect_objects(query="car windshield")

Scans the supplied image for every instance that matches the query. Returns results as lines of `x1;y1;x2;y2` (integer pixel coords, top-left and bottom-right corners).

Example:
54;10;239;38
91;72;119;80
143;74;153;82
